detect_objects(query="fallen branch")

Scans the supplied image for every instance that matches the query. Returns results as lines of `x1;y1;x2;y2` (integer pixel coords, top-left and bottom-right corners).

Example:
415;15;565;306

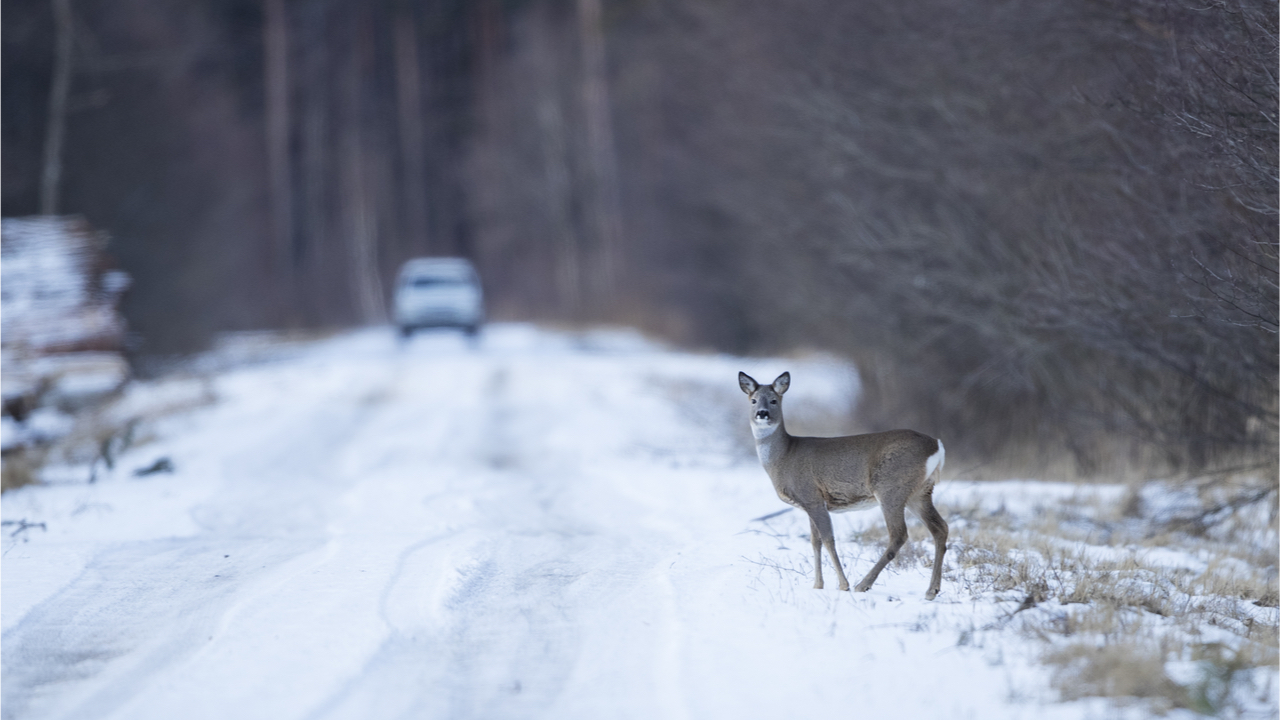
2;519;47;538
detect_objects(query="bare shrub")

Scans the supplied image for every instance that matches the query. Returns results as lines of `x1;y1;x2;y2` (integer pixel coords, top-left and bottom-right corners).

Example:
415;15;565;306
594;0;1278;482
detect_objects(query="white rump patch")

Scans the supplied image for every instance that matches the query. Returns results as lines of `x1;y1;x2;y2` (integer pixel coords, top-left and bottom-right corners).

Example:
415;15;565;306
925;440;945;480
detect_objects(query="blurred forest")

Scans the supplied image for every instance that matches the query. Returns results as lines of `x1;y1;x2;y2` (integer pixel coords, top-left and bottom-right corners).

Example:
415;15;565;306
3;0;1276;479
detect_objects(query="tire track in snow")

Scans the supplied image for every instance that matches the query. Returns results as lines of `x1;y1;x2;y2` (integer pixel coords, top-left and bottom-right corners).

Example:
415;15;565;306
308;359;595;718
94;342;491;720
653;565;691;720
2;338;405;720
309;353;716;718
0;536;317;720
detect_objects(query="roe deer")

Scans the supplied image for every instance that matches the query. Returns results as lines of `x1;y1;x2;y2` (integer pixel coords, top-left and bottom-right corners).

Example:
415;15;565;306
739;371;948;599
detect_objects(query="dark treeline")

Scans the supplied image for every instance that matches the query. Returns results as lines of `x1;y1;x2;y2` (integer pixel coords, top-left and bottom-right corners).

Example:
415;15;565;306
3;0;1276;478
4;0;481;347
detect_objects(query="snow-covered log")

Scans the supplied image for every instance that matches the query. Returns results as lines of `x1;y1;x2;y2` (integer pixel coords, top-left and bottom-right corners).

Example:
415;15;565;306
1;216;131;427
2;216;130;356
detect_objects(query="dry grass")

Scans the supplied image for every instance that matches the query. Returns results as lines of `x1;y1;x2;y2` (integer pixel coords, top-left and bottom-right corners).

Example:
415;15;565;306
1;375;217;493
1;447;47;493
809;477;1279;714
1047;641;1187;710
917;482;1280;715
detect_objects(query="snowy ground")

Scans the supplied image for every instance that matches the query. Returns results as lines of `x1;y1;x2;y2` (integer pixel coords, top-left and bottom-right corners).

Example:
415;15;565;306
3;324;1276;719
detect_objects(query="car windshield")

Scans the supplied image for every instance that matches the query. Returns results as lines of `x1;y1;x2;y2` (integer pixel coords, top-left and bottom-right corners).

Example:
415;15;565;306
407;276;467;288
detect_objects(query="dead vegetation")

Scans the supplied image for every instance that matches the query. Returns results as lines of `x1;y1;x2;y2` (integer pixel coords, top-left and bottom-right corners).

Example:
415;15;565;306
1046;642;1189;712
816;478;1280;714
950;483;1277;714
1;447;47;493
1;374;216;492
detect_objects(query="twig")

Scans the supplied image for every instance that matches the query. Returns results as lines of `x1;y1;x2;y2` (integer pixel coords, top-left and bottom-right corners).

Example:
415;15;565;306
1;519;48;538
751;508;793;522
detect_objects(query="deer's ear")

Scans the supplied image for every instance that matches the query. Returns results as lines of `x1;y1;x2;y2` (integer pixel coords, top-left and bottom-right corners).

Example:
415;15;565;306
738;372;759;395
772;372;790;394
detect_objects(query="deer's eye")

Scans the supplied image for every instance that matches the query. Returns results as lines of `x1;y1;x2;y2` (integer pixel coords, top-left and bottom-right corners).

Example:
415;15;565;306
751;399;757;404
770;399;777;405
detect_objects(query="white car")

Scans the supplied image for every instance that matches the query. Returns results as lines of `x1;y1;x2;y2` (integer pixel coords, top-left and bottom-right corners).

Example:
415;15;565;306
393;258;485;338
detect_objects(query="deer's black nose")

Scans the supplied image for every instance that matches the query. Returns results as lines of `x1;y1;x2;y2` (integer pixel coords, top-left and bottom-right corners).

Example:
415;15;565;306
756;410;770;420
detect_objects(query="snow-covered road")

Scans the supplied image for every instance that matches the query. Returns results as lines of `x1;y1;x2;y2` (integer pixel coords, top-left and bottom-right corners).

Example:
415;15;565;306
3;325;1095;719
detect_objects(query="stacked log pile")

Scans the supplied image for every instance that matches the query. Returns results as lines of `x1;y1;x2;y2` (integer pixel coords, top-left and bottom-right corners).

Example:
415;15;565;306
2;217;131;476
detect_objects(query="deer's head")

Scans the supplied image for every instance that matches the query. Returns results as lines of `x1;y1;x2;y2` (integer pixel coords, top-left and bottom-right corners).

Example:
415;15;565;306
739;371;789;432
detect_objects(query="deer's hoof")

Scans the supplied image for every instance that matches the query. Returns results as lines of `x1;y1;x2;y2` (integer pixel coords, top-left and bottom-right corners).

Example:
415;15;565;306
838;582;850;591
854;582;872;593
813;581;824;590
925;589;938;601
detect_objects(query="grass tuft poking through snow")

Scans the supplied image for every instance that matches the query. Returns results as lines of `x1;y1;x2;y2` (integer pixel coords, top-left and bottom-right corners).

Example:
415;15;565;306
937;482;1278;716
744;472;1278;717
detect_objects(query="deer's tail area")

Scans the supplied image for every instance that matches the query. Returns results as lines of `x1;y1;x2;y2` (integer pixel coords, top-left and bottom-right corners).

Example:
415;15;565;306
925;439;945;485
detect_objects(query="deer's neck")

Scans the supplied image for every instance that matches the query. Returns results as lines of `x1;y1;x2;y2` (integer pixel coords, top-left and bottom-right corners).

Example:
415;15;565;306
752;419;792;469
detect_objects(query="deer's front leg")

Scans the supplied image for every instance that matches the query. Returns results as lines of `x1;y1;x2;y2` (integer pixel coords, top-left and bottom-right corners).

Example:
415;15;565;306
808;508;850;591
809;517;824;589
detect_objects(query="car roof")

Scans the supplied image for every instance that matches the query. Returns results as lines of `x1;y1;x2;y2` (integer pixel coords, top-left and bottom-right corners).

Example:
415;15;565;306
398;257;476;279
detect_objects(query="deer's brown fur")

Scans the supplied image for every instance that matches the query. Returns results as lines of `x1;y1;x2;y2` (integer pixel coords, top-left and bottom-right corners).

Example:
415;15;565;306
740;371;948;599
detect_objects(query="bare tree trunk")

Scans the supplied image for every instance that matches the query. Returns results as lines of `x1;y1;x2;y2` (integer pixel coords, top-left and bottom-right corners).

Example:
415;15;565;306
263;0;293;280
343;150;386;324
296;11;329;323
393;9;429;256
40;0;74;216
539;93;582;314
576;0;624;305
341;11;386;324
530;6;581;314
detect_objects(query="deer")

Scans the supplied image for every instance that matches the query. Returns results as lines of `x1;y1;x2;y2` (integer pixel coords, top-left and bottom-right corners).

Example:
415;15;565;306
738;371;948;599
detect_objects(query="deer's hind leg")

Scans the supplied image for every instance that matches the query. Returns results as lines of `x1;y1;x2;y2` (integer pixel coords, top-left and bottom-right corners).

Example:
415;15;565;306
854;498;908;593
910;487;949;600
